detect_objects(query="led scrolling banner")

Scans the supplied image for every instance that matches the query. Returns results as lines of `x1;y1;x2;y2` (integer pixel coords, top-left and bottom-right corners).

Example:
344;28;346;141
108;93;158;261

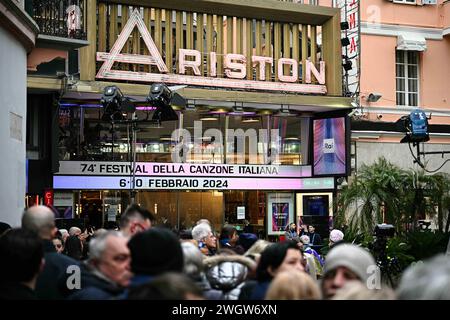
53;161;335;191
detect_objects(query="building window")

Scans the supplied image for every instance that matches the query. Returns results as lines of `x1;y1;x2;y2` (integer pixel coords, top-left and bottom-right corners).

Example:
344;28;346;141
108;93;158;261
396;50;419;107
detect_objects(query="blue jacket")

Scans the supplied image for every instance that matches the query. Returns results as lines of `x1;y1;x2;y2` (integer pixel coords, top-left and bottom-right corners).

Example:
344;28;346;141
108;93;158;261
67;263;125;300
118;274;154;299
249;281;271;300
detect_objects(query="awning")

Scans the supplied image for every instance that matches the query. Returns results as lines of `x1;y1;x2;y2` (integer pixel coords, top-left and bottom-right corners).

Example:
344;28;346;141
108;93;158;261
397;33;427;51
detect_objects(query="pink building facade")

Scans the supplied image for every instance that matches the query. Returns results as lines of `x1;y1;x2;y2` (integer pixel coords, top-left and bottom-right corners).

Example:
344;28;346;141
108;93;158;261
296;0;449;172
336;0;450;173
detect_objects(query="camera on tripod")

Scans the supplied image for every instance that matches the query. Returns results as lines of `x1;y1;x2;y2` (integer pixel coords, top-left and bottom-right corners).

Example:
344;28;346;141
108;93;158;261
371;224;401;286
371;224;395;262
417;220;431;231
374;224;395;238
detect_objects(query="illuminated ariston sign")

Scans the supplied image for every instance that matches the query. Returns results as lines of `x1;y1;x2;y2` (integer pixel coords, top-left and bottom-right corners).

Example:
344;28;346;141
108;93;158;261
96;9;327;94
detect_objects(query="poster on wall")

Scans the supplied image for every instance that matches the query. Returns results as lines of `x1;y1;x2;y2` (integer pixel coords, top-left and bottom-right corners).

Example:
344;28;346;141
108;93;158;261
267;193;294;236
107;205;118;222
53;192;74;219
237;206;246;220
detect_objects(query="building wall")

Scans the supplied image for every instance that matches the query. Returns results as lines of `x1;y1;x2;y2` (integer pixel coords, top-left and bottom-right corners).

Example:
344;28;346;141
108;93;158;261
357;0;450;167
361;0;445;28
313;1;450;173
356;141;450;174
360;34;397;108
420;38;450;111
360;35;450;115
444;2;450;31
359;0;450;114
0;25;27;227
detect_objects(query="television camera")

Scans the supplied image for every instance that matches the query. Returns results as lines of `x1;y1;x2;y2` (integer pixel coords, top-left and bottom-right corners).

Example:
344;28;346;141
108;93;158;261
370;224;401;287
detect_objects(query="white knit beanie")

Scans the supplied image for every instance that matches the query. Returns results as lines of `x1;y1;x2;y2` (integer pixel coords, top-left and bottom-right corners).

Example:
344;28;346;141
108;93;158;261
300;235;310;244
329;229;344;243
323;244;376;282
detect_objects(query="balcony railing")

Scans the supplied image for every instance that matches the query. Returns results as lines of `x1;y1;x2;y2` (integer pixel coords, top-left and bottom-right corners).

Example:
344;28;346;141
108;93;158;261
30;0;87;40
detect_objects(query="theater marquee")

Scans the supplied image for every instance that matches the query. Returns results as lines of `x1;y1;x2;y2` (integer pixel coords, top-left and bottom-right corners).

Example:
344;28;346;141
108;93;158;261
53;161;334;191
96;9;327;94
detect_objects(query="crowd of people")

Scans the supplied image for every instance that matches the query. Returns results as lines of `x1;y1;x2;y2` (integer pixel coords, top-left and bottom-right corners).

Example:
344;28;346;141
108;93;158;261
1;204;450;300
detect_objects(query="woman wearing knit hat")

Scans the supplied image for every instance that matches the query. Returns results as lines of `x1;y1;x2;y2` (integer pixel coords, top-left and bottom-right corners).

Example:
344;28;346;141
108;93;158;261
321;244;377;299
329;229;344;248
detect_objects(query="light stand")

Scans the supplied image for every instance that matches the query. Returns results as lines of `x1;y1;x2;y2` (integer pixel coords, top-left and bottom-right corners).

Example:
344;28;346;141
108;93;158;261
100;85;138;200
100;83;186;205
129;113;138;203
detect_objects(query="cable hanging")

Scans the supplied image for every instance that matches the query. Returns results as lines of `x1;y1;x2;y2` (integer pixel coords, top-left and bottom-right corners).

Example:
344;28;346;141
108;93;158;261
408;141;450;173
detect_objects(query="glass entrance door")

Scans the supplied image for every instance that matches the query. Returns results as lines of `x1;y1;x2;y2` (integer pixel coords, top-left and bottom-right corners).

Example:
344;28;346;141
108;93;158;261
137;191;224;231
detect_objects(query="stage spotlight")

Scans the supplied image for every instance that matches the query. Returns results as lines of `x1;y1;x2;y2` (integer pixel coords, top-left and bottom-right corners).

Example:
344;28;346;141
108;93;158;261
343;59;352;71
341;22;349;30
147;83;180;122
101;85;126;121
148;83;172;108
341;37;350;47
100;86;136;121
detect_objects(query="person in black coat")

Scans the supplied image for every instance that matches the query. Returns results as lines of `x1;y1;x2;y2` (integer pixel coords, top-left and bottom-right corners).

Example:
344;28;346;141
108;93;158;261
65;235;83;260
22;205;79;299
307;225;323;249
125;227;184;296
0;228;44;300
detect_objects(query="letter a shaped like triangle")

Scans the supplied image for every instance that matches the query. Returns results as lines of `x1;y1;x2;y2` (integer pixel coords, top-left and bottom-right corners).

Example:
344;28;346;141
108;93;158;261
96;9;168;79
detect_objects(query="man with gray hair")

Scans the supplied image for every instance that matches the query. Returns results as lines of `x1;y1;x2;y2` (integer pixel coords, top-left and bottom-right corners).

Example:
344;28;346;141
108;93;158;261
181;241;223;299
68;226;89;258
397;254;450;300
68;231;131;300
192;223;217;256
69;226;82;236
22;205;78;299
196;219;212;227
58;228;69;243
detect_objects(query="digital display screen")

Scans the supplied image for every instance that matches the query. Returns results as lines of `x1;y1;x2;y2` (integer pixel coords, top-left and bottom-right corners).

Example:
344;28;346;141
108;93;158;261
303;195;329;216
53;175;334;191
313;117;348;176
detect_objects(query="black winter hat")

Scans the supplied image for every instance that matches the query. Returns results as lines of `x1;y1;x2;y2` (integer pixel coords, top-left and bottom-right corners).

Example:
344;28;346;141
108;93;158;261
237;233;258;252
128;227;183;276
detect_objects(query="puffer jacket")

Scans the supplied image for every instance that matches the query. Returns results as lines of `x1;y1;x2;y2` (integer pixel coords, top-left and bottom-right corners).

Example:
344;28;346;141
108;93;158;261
204;255;256;300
